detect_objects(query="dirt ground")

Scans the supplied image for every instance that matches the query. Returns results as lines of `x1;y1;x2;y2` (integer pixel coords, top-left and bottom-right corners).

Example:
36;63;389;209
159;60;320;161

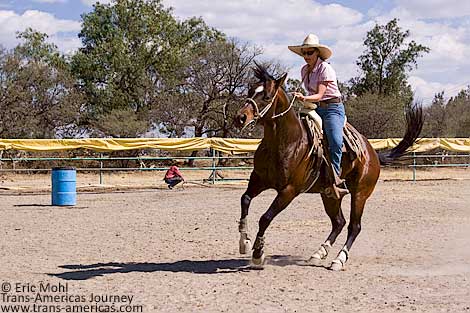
0;175;470;312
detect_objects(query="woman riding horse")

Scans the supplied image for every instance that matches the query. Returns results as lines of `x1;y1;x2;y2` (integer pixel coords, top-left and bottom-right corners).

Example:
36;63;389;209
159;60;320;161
235;63;422;271
289;34;348;200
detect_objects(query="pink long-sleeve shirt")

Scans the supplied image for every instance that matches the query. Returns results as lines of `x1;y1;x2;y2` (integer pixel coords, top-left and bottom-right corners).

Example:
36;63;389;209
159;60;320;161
165;166;184;180
301;58;342;101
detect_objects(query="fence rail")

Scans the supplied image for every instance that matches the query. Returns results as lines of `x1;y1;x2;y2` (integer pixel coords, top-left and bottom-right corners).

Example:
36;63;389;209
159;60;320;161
1;152;469;184
0;152;254;184
409;152;470;181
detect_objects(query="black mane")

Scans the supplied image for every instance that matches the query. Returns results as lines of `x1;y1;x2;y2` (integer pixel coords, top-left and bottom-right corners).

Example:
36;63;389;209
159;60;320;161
253;61;275;82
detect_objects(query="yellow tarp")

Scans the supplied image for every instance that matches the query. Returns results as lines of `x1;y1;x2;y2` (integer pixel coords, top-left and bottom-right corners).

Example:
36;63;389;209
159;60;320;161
369;138;470;153
0;138;210;152
0;138;469;153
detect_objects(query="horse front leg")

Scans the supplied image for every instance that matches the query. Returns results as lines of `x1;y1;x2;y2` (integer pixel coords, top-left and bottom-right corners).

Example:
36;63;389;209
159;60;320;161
239;172;266;254
252;185;297;267
239;193;253;254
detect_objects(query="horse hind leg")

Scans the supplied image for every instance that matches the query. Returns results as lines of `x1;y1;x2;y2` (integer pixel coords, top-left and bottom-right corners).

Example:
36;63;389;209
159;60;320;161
330;193;368;271
307;194;346;266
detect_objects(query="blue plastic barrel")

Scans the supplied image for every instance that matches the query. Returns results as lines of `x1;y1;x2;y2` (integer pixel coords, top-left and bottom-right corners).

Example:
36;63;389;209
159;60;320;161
51;167;76;206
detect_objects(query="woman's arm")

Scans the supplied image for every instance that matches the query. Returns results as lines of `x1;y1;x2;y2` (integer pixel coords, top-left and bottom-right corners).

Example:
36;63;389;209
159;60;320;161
293;82;328;102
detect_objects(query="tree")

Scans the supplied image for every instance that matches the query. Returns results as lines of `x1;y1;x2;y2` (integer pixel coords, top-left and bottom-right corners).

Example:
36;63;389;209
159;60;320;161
155;39;266;139
346;92;408;138
350;18;430;98
71;0;222;137
182;39;262;138
344;19;430;138
286;78;303;94
0;29;83;138
444;87;470;137
421;92;446;138
153;38;263;166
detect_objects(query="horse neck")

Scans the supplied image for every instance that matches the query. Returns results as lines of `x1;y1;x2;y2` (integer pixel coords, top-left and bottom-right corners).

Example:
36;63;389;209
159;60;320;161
263;91;303;147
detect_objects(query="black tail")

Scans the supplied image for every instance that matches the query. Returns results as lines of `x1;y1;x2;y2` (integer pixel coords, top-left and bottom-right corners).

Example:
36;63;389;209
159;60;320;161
378;105;424;165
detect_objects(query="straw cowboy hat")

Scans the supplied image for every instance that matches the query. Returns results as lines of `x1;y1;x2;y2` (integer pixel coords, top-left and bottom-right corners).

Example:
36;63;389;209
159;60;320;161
288;34;332;59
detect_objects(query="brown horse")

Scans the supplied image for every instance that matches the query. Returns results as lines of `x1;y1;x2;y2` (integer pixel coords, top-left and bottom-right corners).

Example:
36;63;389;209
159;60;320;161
234;64;423;271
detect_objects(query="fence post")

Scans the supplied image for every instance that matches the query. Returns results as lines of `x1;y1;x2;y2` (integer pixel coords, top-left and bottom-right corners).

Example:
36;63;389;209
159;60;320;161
212;148;216;184
99;153;104;185
412;152;416;182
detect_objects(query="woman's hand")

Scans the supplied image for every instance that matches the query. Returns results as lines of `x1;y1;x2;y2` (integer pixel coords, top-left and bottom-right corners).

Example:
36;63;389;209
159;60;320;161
292;92;306;101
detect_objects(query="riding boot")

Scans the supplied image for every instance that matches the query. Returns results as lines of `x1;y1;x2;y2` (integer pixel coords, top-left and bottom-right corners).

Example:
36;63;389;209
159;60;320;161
324;161;349;200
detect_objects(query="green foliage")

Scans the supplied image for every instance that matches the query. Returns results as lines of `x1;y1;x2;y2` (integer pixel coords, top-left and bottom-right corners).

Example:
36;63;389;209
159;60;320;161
421;92;446;138
8;4;459;142
71;0;222;137
344;19;430;138
286;78;301;93
421;88;470;138
346;92;408;138
350;18;429;97
94;107;149;137
0;29;83;138
191;39;262;138
157;38;262;138
442;88;470;137
15;28;63;67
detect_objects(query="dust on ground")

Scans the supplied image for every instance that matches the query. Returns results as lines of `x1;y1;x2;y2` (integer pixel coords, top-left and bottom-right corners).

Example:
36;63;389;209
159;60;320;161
0;177;469;312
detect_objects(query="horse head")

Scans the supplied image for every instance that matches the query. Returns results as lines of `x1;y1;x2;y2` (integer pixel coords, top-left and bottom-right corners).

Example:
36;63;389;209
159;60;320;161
235;63;288;129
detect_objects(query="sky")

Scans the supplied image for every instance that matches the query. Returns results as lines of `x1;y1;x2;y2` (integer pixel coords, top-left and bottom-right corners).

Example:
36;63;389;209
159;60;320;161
1;0;469;104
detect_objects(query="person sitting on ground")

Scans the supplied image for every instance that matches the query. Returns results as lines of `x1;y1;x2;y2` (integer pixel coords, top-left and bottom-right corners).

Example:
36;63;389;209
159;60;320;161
164;164;184;189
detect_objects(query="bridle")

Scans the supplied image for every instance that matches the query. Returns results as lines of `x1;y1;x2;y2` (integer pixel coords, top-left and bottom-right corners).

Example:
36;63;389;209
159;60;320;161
241;70;309;132
241;85;295;131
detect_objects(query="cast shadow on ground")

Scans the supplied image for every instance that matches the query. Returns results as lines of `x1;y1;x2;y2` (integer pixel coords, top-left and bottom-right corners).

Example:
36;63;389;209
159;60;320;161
48;255;315;280
14;204;57;207
13;204;87;209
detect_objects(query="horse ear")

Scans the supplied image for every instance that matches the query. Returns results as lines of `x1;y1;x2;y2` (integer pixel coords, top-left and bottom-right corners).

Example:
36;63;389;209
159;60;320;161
275;73;288;89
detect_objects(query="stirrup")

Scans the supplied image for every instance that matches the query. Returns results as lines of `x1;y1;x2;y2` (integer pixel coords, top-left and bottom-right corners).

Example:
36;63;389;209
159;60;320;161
335;177;346;186
335;185;349;198
324;184;349;199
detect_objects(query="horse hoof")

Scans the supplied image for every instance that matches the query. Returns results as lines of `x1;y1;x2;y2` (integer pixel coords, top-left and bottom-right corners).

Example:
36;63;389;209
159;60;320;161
329;260;344;271
306;256;323;266
251;252;265;267
239;238;252;254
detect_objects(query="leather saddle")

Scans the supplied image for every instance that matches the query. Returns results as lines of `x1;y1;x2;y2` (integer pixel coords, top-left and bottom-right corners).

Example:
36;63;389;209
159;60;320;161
299;108;364;162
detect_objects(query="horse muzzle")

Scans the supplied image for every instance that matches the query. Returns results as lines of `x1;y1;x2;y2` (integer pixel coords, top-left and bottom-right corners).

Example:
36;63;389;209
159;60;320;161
235;106;257;128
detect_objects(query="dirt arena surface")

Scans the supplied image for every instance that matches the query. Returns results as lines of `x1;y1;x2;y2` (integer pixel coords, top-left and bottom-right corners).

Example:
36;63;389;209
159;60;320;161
1;178;470;312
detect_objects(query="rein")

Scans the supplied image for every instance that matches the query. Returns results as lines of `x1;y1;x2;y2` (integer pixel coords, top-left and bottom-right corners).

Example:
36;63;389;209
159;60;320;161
272;67;312;119
241;69;310;132
241;89;279;131
272;93;295;119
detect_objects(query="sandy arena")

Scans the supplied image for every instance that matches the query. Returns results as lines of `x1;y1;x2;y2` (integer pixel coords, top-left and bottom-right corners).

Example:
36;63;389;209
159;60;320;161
1;175;470;312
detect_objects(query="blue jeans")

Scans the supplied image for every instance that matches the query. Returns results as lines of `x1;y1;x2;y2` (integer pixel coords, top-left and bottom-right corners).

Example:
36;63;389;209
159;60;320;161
165;177;183;188
316;103;345;175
